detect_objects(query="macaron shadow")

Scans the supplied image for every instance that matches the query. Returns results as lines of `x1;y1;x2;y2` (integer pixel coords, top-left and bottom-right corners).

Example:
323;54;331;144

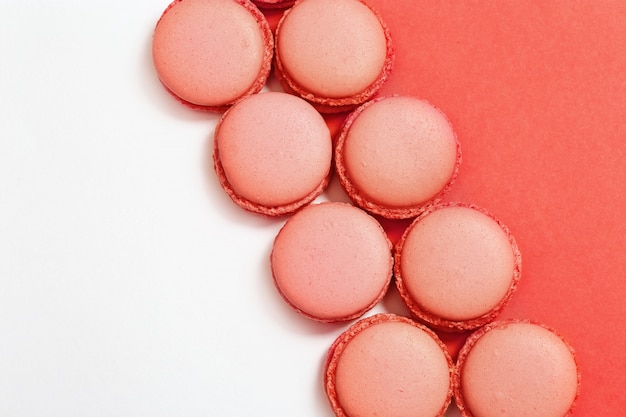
444;401;463;417
378;282;411;317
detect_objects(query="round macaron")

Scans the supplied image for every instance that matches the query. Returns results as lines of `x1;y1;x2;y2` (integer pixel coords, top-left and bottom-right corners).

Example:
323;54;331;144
252;0;294;8
274;0;394;113
213;92;332;216
325;313;453;417
152;0;273;112
335;96;461;219
394;203;522;332
270;202;392;322
454;319;580;417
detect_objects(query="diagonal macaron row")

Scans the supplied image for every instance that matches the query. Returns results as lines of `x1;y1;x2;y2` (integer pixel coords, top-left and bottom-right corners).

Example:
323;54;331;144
151;0;580;416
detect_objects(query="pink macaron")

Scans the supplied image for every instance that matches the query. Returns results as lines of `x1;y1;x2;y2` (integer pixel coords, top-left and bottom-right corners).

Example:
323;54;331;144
325;313;453;417
454;319;580;417
274;0;394;113
213;92;332;216
152;0;273;112
270;202;392;322
394;203;522;332
335;96;461;219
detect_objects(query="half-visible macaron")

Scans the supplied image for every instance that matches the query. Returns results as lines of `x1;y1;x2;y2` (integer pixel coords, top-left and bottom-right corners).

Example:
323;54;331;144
325;313;453;417
152;0;273;112
394;203;522;332
454;319;580;417
335;96;461;219
213;92;332;216
271;202;392;322
274;0;394;113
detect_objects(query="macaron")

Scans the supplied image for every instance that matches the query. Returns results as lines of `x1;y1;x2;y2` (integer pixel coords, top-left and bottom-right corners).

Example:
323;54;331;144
274;0;394;113
325;313;453;417
152;0;273;112
394;203;522;332
252;0;294;8
213;92;332;216
335;96;461;219
454;320;580;417
270;202;392;322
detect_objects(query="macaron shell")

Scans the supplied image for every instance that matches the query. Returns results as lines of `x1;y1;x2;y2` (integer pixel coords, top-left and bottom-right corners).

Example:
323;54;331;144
325;314;453;417
270;202;392;322
394;203;522;332
454;320;580;417
213;92;332;216
274;0;394;112
335;96;461;219
152;0;273;112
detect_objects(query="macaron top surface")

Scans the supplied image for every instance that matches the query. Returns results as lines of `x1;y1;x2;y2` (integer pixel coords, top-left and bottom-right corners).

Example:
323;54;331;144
327;314;452;417
397;204;518;323
276;0;388;99
336;96;459;218
214;92;331;214
271;202;392;322
152;0;271;108
458;321;579;417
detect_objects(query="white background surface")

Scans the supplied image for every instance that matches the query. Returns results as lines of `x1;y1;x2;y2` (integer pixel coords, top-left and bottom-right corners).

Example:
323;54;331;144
0;2;465;416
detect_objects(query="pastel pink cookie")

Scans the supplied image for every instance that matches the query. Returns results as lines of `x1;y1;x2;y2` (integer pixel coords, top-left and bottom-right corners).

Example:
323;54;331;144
274;0;394;113
325;314;453;417
213;92;332;216
394;203;522;331
335;96;461;219
454;320;580;417
271;202;392;322
152;0;273;112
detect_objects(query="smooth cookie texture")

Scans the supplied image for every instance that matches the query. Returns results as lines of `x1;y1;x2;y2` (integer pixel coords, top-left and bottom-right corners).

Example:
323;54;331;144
274;0;393;112
152;0;273;111
214;92;332;216
271;202;392;322
454;320;580;417
335;96;461;218
325;314;453;417
394;203;521;331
